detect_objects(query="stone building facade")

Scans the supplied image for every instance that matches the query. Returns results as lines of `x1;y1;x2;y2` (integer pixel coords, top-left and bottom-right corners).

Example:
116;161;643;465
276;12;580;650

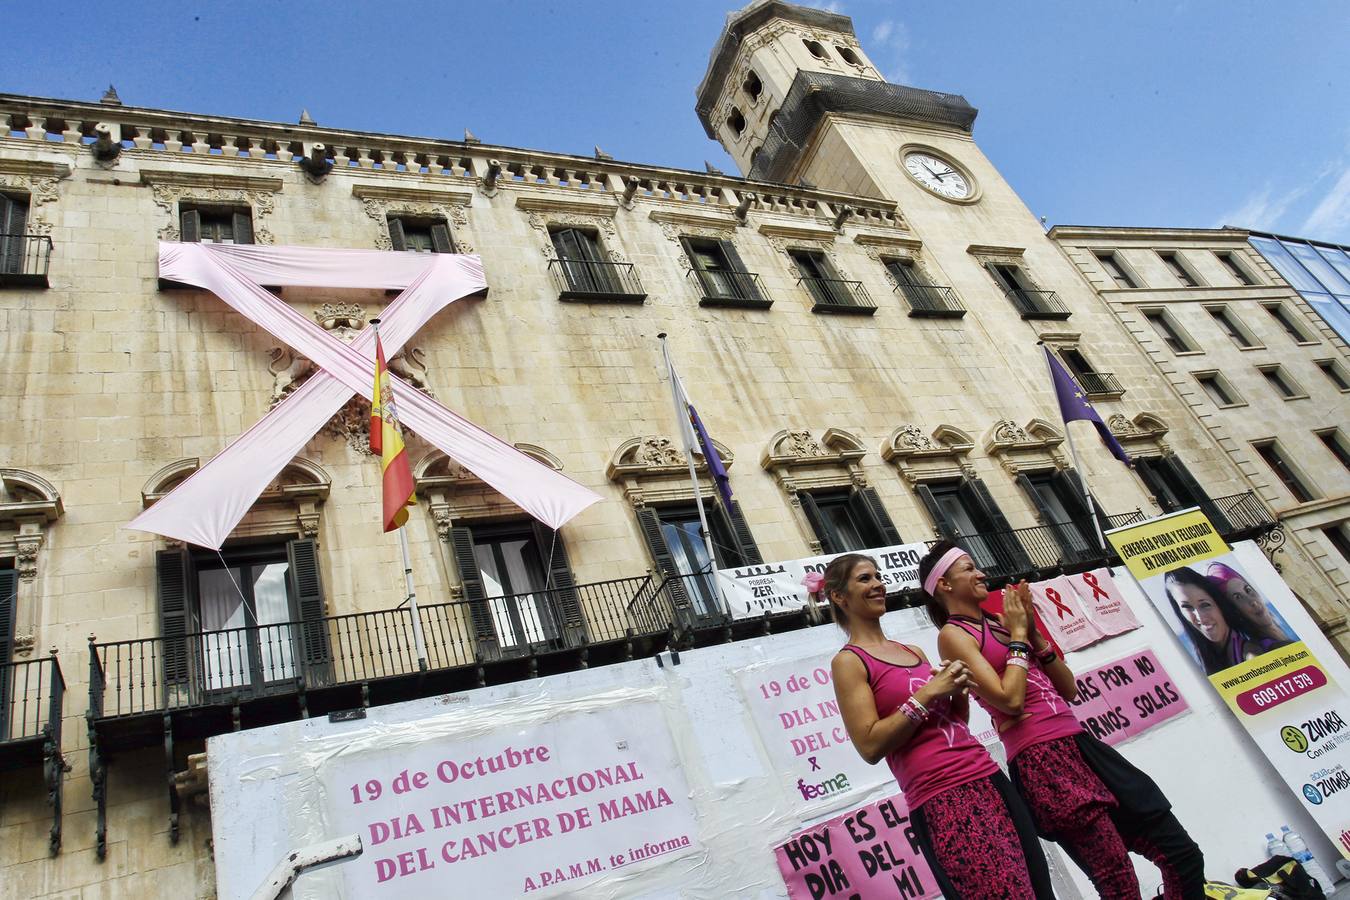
1050;225;1350;604
0;2;1339;897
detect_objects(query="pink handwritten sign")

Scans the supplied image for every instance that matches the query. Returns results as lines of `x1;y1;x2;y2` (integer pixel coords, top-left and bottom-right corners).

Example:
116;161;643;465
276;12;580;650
774;794;940;900
1069;648;1189;745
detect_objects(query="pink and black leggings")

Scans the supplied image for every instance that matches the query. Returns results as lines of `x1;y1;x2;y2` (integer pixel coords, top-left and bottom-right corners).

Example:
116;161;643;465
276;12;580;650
909;772;1056;900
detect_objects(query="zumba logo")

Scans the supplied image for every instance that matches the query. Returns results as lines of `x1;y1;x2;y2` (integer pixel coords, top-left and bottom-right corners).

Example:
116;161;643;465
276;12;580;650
1283;725;1310;753
1304;783;1324;805
797;773;850;801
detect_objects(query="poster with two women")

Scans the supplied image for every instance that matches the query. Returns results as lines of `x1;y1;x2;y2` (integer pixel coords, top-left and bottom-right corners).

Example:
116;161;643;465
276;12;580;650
1107;507;1350;857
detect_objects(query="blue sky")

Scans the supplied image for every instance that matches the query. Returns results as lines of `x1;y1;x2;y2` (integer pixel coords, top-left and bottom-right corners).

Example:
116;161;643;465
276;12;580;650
4;0;1348;243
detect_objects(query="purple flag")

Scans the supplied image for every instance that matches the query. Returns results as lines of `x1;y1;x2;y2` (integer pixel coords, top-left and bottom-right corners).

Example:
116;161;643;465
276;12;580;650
688;403;734;508
1045;347;1131;465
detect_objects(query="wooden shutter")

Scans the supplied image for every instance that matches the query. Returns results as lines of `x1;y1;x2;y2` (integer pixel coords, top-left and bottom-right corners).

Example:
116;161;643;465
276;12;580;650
1160;456;1231;532
796;491;838;554
635;507;691;613
156;547;193;685
719;240;766;303
0;195;26;274
1056;468;1110;530
449;526;496;647
232;211;254;245
0;568;15;670
286;538;330;681
914;484;957;540
1018;472;1087;563
850;486;901;546
388;217;408;251
724;500;763;565
531;522;588;645
179;208;201;243
430;222;454;253
962;477;1030;573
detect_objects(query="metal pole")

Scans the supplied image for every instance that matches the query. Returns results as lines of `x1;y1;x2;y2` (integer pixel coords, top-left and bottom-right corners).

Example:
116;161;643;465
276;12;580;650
251;833;363;900
659;333;727;617
1040;343;1107;553
372;317;429;672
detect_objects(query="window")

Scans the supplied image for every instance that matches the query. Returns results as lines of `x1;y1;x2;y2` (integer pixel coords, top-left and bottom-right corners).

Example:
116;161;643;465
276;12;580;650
886;258;964;316
1058;347;1122;396
1254;441;1319;503
836;45;862;66
1316;359;1350;391
1259;365;1304;400
743;70;763;101
1195;372;1242;407
1206;305;1259;348
790;249;859;309
915;478;1028;578
449;520;587;653
1317;429;1350;472
180;205;253;245
681;236;767;307
156;539;326;696
1143;309;1195;353
0;566;13;699
986;262;1067;318
726;108;746;137
1132;455;1230;529
550;227;639;300
1264;303;1314;343
389;216;453;253
803;39;828;59
798;487;901;555
1158;251;1201;287
1324;524;1350;566
0;192;30;275
1017;469;1104;561
1215;251;1257;285
635;502;761;624
1095;251;1140;288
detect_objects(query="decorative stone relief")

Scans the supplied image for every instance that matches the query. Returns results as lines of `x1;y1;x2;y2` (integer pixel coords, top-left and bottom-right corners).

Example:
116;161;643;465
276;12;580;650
359;197;475;253
0;173;62;236
1108;414;1140;436
14;531;42;580
150;184;277;243
528;212;628;264
606;436;735;508
634;437;685;468
656;222;736;274
992;419;1030;444
891;424;935;452
881;424;977;485
766;235;849;283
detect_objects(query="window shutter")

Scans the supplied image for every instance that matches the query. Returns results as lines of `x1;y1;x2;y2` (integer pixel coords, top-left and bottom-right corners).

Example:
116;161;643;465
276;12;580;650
962;477;1031;574
1160;456;1231;532
449;526;496;649
179;208;201;243
850;486;902;546
719;239;766;303
531;522;588;645
430;222;454;254
388;217;408;252
232;211;254;245
1020;472;1089;563
914;484;957;540
724;500;763;565
0;195;23;274
286;538;330;681
156;548;193;686
635;507;691;613
797;491;838;554
1056;468;1108;528
0;568;16;670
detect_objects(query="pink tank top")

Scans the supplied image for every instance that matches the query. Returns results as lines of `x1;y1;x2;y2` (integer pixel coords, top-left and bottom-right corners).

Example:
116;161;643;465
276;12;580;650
844;642;998;810
947;615;1082;760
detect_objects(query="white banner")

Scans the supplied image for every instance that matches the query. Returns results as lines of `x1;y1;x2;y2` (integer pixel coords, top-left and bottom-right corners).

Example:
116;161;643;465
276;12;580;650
717;543;928;620
318;699;699;897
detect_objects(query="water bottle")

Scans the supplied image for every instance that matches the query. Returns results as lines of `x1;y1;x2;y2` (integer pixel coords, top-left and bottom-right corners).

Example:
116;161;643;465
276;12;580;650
1266;831;1288;858
1281;825;1335;895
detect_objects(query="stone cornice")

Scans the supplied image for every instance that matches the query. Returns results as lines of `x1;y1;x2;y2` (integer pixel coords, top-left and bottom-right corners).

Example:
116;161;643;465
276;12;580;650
352;183;473;207
139;169;283;193
515;194;619;217
0;158;72;180
853;233;923;251
1049;225;1251;244
966;243;1025;258
756;220;837;242
648;208;738;231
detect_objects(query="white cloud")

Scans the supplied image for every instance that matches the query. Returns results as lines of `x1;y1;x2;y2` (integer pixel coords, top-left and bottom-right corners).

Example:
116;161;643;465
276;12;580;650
1214;184;1307;233
868;19;912;84
821;1;844;13
871;21;893;43
1300;164;1350;241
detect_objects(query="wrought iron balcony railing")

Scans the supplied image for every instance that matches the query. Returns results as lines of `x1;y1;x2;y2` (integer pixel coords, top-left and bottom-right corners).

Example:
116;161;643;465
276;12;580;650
1212;490;1276;537
1001;286;1070;320
801;276;876;315
547;258;646;303
0;232;53;287
896;282;966;318
89;575;672;720
687;267;770;309
0;654;65;750
1076;370;1126;397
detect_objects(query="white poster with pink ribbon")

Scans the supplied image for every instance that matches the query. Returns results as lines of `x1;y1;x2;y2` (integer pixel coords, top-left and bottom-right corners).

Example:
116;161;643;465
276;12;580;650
1028;568;1141;652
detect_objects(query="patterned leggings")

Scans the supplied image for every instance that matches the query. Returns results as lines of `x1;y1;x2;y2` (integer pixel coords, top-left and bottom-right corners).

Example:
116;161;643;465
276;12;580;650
1012;735;1140;900
910;773;1055;900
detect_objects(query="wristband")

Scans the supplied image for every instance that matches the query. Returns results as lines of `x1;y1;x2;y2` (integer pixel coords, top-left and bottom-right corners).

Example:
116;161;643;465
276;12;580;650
1006;656;1029;671
900;697;929;725
1008;640;1031;654
1038;648;1059;666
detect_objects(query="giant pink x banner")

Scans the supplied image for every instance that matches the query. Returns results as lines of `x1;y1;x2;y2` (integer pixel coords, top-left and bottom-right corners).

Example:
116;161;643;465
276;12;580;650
127;242;601;549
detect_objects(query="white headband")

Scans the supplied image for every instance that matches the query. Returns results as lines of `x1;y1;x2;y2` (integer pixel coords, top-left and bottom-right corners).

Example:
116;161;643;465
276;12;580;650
922;547;969;597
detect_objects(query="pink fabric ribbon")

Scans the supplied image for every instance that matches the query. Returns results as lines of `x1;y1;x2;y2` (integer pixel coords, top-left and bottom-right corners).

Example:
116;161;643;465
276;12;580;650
801;571;825;595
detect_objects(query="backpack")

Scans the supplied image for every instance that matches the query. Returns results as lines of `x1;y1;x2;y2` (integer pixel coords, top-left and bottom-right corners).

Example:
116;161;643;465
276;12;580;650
1226;855;1325;900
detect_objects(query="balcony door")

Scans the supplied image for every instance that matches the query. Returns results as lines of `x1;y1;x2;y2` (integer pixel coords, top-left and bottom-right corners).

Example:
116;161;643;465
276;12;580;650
636;501;762;625
196;551;298;692
916;478;1028;577
551;228;620;295
0;568;14;739
471;526;560;652
0;193;29;275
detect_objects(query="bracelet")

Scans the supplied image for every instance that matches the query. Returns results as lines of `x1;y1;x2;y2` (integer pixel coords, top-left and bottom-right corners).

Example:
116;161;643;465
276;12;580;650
1008;640;1031;654
1006;656;1030;671
900;697;930;725
1038;648;1059;665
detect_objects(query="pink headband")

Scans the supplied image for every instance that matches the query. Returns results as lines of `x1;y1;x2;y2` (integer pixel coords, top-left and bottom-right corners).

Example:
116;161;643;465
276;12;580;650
1206;562;1243;585
923;547;969;597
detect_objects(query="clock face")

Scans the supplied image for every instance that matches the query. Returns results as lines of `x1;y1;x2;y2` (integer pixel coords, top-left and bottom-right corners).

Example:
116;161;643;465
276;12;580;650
903;152;972;200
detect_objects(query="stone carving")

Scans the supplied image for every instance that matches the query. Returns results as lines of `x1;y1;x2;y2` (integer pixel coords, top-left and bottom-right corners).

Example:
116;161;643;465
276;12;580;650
15;532;42;580
783;429;823;458
314;302;365;338
360;198;474;253
11;632;35;658
634;437;685;467
433;509;453;542
267;347;314;407
992;419;1031;444
1108;413;1139;436
892;424;935;451
766;235;847;284
528;212;628;264
150;184;276;243
388;347;431;394
658;222;736;273
0;173;62;236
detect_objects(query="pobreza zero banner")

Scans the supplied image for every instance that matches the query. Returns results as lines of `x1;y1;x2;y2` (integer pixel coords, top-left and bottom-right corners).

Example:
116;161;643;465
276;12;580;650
1107;508;1350;857
317;698;700;896
717;543;928;619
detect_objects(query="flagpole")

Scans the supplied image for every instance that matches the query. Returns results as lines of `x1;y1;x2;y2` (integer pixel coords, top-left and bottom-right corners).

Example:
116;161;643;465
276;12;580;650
371;318;429;672
658;333;723;609
1040;342;1107;554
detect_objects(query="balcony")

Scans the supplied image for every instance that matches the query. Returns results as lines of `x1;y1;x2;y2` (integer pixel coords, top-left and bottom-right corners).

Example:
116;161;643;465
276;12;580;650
548;258;646;303
802;276;877;315
0;233;53;287
1002;286;1070;320
0;655;66;854
1076;370;1126;398
896;283;966;318
688;267;771;309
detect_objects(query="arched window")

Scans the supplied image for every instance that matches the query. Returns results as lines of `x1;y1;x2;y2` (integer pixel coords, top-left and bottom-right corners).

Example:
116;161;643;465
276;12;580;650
743;70;763;101
726;107;746;138
803;39;828;59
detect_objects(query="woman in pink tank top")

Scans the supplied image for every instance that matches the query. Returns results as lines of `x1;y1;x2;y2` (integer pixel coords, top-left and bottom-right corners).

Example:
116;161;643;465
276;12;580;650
924;540;1206;900
822;552;1054;899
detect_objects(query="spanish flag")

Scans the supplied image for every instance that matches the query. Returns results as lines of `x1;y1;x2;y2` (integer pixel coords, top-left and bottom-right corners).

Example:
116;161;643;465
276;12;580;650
370;334;415;531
